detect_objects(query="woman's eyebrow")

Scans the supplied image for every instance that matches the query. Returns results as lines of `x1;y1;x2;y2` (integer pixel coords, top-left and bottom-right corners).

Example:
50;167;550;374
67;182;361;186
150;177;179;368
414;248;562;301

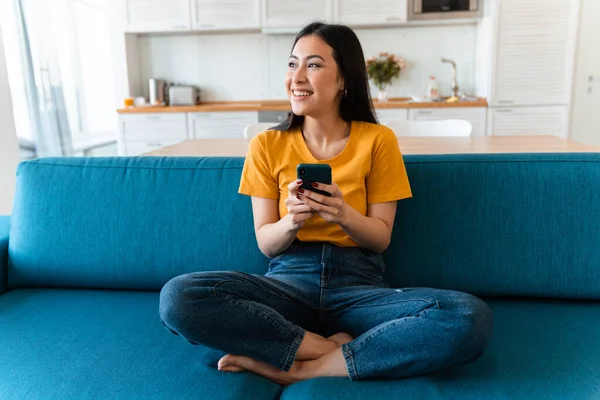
289;54;326;62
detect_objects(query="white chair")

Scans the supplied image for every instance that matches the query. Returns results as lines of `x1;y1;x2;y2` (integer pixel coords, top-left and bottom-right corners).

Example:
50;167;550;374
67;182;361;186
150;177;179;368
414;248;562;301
243;122;278;139
384;119;473;137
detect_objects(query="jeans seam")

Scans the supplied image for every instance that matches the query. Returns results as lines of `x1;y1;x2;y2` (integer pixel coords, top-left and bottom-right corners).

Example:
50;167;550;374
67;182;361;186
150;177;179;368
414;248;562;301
217;290;291;334
351;303;438;352
212;275;295;303
281;326;306;372
342;342;360;381
329;298;436;310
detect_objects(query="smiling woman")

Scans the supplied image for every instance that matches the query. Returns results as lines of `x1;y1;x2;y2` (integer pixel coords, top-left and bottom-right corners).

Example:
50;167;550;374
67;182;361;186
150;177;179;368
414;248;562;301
159;22;493;387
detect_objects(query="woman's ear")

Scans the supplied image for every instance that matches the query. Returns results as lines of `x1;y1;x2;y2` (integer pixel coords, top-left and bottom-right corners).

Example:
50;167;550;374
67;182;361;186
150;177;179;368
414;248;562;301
338;76;345;92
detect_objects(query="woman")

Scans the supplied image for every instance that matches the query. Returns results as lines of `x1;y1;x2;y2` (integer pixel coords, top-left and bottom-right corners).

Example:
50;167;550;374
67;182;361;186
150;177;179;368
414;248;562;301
159;22;493;386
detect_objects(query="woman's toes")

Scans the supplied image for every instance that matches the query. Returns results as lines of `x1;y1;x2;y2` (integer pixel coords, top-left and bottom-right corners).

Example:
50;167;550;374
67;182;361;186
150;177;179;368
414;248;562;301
327;332;354;347
218;354;247;372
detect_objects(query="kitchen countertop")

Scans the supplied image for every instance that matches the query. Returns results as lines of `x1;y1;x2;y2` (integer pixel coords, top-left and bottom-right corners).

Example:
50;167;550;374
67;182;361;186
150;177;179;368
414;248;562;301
117;98;488;114
142;135;600;157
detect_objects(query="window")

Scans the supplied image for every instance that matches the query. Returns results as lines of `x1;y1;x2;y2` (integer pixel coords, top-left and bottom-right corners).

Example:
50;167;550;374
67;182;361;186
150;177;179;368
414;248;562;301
0;0;117;148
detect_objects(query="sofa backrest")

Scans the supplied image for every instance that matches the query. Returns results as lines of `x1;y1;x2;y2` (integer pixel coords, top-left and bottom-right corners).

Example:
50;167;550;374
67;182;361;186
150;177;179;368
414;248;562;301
7;153;600;300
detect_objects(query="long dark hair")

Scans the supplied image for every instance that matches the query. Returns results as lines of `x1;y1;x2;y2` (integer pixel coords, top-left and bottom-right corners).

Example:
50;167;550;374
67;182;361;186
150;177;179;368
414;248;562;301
272;22;378;131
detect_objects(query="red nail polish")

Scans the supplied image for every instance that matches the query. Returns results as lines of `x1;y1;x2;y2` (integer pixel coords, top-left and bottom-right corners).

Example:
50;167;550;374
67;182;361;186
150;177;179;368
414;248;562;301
297;179;303;184
296;195;302;200
311;183;318;188
298;188;304;194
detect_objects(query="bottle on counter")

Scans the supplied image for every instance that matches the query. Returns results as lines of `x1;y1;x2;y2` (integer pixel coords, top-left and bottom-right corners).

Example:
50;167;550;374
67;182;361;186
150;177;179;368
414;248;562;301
427;76;440;101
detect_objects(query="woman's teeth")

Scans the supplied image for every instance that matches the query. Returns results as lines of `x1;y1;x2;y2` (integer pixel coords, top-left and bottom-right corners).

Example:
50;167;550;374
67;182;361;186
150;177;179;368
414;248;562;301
293;90;313;97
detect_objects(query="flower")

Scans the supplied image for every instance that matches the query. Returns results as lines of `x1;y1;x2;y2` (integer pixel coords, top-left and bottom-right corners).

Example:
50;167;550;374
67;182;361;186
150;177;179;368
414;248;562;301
365;52;407;91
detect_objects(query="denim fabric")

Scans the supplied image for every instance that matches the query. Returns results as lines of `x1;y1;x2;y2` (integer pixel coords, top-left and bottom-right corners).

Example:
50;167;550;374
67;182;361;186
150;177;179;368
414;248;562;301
159;241;494;381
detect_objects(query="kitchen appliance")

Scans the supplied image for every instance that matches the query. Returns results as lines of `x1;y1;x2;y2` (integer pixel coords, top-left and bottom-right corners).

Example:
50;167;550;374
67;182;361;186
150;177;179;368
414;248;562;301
168;85;200;106
148;78;166;105
408;0;482;20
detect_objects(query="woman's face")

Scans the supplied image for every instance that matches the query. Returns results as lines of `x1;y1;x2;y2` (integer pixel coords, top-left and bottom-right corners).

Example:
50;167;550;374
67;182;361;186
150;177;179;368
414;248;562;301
285;35;345;117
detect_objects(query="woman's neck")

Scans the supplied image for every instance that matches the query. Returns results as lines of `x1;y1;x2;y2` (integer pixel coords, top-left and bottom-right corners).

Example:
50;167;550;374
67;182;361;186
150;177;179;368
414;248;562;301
302;115;350;145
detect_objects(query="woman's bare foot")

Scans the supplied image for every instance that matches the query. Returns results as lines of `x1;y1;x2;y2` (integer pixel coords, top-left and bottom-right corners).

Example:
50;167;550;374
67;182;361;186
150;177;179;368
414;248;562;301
217;354;249;372
327;332;354;347
217;332;354;376
218;346;349;386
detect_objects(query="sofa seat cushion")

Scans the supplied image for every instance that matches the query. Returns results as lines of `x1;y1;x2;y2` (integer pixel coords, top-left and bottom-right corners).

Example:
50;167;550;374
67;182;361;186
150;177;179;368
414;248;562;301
0;289;281;400
280;298;600;399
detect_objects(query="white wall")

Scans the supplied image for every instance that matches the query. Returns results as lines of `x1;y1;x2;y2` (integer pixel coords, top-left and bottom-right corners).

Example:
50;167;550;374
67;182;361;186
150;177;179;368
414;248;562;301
0;25;19;215
136;24;477;102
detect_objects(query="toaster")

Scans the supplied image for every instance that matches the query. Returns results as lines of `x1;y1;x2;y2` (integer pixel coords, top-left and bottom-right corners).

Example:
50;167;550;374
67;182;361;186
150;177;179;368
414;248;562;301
168;85;200;106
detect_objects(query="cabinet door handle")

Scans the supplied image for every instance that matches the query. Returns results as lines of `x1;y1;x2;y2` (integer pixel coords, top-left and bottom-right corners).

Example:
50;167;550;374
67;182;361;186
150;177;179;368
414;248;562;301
172;25;188;29
146;116;160;120
417;111;432;115
497;100;514;104
385;16;402;21
495;109;512;113
197;24;214;28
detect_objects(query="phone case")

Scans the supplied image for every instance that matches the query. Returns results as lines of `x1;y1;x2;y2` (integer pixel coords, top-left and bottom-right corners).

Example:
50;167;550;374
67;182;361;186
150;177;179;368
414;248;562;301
297;163;332;197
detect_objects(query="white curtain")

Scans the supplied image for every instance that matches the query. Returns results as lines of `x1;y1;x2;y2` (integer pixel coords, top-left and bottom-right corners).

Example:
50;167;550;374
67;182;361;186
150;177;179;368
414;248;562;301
15;0;74;157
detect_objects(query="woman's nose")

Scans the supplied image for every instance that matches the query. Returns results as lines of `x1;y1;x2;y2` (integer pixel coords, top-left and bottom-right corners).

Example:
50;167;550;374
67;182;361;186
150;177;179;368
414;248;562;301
292;66;307;83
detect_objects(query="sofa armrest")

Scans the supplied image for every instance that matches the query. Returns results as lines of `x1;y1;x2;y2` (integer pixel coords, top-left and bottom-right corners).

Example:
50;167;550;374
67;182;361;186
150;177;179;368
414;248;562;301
0;216;10;295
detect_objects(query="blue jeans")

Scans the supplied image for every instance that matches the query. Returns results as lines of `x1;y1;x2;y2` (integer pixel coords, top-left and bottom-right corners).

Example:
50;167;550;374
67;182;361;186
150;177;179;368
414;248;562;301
159;241;494;381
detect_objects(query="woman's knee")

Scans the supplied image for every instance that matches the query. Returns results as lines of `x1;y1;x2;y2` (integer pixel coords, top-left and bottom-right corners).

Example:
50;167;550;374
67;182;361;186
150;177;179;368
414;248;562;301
159;272;223;326
449;293;494;363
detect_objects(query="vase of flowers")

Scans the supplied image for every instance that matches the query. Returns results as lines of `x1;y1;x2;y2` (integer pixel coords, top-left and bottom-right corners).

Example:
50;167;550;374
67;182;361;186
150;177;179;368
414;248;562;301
366;52;407;102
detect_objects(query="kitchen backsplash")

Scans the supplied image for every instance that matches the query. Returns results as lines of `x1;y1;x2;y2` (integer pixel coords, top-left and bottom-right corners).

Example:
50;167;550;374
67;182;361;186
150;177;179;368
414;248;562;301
137;24;476;102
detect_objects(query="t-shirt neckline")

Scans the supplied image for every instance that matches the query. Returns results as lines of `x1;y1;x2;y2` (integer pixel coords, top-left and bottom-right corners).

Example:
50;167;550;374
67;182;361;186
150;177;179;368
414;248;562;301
293;120;356;163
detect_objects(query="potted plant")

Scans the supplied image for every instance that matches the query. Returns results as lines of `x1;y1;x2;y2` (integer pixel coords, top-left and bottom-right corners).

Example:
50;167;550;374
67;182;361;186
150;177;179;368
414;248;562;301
366;52;407;102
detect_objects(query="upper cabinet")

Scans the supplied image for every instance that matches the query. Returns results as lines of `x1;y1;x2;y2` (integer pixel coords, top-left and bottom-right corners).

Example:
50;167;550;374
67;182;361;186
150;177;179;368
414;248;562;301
125;0;191;32
122;0;414;33
261;0;333;29
333;0;407;26
192;0;260;30
489;0;579;106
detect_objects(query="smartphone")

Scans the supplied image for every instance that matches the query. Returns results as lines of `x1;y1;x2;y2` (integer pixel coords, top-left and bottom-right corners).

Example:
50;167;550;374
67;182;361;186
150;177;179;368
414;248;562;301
297;163;332;197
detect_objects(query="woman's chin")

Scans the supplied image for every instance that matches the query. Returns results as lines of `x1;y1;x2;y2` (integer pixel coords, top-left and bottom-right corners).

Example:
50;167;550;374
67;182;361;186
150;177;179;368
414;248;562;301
290;102;312;117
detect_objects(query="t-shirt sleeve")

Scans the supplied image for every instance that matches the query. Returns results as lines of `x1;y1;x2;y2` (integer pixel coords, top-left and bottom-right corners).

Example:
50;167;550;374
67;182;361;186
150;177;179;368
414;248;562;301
366;128;412;204
238;134;279;199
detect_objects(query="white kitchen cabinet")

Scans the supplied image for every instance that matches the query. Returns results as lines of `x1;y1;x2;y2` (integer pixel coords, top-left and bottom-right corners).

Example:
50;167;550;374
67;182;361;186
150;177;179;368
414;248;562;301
408;107;487;136
188;111;258;139
487;106;569;138
333;0;406;26
488;0;579;106
118;113;189;156
126;141;182;156
125;0;191;32
262;0;332;29
192;0;260;30
375;108;408;125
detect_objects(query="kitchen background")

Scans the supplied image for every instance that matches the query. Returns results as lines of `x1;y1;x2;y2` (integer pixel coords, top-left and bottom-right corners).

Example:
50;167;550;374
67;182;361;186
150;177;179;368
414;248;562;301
1;0;599;161
136;25;475;101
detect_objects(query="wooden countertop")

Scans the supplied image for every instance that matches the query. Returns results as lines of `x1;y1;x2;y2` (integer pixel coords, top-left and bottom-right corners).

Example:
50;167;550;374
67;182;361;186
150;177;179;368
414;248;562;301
143;135;600;157
117;98;488;114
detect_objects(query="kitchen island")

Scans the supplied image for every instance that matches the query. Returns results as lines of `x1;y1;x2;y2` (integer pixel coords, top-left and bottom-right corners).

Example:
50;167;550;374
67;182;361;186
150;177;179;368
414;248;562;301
143;135;600;157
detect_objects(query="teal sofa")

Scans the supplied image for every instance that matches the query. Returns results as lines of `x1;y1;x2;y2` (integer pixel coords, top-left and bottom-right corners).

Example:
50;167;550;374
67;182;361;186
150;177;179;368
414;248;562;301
1;153;600;399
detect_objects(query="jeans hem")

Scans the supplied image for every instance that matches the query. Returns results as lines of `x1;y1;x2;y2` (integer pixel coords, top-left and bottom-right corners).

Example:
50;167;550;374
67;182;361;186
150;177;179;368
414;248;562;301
342;342;360;381
281;326;306;372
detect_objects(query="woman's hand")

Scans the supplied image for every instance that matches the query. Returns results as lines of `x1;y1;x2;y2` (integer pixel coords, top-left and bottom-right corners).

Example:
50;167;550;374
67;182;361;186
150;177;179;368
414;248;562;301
285;179;316;231
297;182;348;225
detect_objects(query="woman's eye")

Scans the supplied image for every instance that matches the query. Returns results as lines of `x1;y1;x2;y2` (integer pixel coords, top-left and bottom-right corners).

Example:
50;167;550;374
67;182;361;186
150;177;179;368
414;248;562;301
308;63;320;68
288;62;296;67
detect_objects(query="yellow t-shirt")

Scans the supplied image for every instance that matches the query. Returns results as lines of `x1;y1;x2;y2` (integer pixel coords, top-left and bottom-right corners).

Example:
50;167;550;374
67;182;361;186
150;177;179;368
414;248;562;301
238;120;412;247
